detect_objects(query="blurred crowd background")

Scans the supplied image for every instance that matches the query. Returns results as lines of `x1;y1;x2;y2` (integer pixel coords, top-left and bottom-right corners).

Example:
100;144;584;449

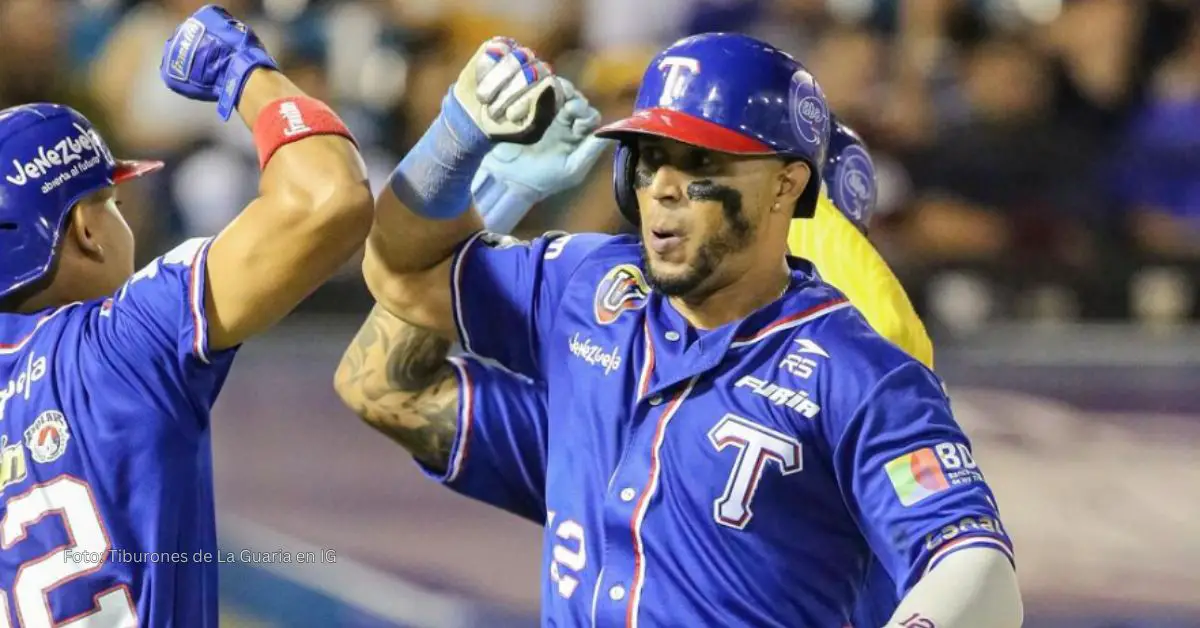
7;0;1200;334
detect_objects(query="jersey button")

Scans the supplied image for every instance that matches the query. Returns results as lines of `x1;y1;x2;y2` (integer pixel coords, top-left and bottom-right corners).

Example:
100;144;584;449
664;331;681;342
609;585;626;601
620;488;636;502
648;395;663;406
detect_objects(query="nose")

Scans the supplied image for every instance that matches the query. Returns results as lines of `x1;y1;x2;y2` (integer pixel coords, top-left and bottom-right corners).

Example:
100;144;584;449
647;165;685;207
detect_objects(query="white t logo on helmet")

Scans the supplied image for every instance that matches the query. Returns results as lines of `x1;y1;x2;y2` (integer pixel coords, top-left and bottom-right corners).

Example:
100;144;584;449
658;56;700;107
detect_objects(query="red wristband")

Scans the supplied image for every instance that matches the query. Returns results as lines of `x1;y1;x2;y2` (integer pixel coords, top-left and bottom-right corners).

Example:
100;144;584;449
251;96;357;170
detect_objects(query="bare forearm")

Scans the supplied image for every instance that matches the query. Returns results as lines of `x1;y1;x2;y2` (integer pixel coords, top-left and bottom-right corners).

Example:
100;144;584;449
203;68;373;350
364;65;497;321
363;130;487;338
369;191;483;275
334;305;462;472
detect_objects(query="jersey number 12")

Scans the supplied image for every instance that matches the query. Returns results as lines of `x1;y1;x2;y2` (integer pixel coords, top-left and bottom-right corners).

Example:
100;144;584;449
1;476;137;627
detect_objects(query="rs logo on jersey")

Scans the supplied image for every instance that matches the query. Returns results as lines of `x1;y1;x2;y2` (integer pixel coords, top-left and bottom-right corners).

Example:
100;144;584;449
778;338;828;379
594;264;650;325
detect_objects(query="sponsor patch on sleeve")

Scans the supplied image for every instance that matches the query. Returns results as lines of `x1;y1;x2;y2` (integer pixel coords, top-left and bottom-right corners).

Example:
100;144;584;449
886;442;984;507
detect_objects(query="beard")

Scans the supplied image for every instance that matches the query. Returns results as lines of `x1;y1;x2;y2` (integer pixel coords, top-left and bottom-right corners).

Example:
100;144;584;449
642;181;755;299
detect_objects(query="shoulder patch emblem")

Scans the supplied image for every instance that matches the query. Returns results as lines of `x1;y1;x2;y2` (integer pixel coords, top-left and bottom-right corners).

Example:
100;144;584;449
594;264;650;325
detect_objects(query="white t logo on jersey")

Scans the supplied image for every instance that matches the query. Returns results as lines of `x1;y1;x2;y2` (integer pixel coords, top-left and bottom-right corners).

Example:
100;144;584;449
658;56;700;106
708;414;802;530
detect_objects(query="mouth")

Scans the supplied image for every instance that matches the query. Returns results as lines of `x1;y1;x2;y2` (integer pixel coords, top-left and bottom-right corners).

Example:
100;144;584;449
648;227;684;255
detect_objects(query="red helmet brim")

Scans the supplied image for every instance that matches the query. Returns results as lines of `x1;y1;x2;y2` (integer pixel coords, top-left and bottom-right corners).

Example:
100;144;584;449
112;159;165;184
595;107;773;155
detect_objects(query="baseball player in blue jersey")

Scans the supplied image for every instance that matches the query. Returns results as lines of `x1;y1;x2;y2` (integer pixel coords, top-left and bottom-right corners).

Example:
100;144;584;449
345;111;916;628
337;33;1022;627
0;4;371;625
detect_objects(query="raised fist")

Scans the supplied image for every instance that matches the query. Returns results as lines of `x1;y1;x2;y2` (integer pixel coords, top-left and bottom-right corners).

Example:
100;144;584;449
473;79;611;233
160;4;279;120
478;79;608;197
452;37;563;145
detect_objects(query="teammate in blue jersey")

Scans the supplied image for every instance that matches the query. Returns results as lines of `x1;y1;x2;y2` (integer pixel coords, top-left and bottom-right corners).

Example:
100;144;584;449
337;33;1023;627
0;5;371;626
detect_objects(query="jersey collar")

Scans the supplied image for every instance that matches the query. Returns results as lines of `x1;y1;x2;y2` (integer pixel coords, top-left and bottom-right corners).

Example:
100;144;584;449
641;257;842;395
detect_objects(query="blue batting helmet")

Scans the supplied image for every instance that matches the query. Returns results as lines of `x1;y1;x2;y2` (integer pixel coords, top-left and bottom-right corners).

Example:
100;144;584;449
594;32;832;225
823;117;877;233
0;104;163;301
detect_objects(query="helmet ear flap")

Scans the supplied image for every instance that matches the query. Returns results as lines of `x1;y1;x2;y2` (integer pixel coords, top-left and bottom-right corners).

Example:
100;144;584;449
793;160;820;219
613;141;641;226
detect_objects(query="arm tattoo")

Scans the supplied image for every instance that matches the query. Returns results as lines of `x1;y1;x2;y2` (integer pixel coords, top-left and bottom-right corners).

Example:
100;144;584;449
336;305;460;473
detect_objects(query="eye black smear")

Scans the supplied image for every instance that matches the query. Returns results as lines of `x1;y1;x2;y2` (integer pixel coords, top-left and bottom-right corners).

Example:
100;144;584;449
688;179;752;239
687;179;743;219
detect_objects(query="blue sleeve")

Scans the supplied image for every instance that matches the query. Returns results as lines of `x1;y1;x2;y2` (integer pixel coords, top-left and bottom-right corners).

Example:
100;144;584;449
450;230;611;379
418;355;549;523
85;237;237;438
828;362;1014;597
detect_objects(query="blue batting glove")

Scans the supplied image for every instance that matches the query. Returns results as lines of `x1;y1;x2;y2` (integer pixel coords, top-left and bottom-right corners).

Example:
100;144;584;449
472;79;611;233
160;4;279;120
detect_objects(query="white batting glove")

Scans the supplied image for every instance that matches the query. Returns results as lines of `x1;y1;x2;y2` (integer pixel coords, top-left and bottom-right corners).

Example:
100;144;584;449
453;37;564;145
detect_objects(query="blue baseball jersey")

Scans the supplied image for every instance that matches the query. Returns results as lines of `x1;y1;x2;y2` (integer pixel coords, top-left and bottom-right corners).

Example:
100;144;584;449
0;237;235;627
433;358;915;628
426;230;1015;627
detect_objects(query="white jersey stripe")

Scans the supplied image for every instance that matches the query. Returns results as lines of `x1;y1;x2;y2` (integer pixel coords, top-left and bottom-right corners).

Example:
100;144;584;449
443;356;477;483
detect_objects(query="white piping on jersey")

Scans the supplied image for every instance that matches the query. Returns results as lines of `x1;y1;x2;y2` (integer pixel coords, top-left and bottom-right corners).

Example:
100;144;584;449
450;231;488;356
188;238;214;364
924;536;1013;577
728;299;852;349
626;376;699;628
636;318;655;398
444;357;476;483
449;355;542;498
0;303;78;356
589;565;606;627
